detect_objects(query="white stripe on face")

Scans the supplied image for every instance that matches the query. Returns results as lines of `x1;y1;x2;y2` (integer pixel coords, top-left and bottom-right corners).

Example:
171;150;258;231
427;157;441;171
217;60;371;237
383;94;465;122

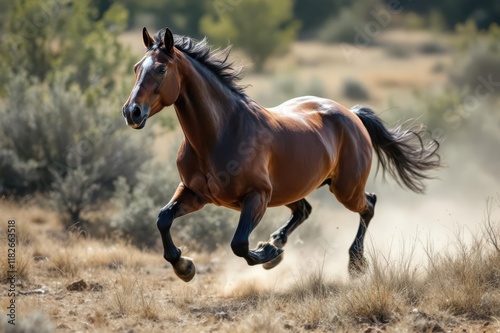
130;56;154;101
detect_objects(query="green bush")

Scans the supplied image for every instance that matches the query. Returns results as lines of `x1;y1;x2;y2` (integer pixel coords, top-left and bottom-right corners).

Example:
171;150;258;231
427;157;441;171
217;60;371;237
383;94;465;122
318;8;363;44
0;0;130;96
110;157;236;251
342;78;370;101
200;0;299;71
384;43;413;58
110;174;162;249
0;72;150;226
449;22;500;95
0;0;153;228
417;40;449;55
256;72;326;107
317;1;376;44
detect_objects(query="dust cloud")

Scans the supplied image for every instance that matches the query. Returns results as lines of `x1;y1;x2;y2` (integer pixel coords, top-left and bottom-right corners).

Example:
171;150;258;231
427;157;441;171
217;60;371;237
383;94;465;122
216;146;499;295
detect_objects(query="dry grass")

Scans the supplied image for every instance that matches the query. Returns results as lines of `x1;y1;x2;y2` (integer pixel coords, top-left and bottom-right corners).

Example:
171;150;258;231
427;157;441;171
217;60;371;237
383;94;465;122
1;198;500;332
106;271;160;321
421;199;500;320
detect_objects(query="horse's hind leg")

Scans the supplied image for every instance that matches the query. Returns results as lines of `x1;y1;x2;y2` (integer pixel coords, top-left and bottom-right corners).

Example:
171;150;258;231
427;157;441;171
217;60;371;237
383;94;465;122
328;165;375;275
348;193;377;275
263;199;312;270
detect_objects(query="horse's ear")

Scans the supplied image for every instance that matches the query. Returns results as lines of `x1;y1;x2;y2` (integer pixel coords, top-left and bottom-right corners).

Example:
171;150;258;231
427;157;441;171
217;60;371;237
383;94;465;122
142;27;154;49
163;28;174;54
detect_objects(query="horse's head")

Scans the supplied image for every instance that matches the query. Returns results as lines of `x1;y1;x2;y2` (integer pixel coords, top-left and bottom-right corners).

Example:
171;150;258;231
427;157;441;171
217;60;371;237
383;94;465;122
122;27;181;129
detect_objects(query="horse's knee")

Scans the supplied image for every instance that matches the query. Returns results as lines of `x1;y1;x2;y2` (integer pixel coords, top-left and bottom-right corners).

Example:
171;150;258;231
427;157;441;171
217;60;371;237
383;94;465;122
157;206;174;232
231;240;249;257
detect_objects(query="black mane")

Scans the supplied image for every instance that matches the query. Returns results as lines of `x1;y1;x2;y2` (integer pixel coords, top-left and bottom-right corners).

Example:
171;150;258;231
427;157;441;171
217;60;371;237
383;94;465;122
153;29;248;99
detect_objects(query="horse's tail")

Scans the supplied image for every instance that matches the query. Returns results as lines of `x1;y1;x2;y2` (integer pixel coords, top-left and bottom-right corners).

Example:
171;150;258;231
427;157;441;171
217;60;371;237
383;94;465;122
351;105;441;193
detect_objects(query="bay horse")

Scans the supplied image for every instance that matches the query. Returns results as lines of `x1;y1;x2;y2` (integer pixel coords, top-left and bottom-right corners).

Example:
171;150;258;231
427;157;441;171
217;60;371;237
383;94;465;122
122;28;440;282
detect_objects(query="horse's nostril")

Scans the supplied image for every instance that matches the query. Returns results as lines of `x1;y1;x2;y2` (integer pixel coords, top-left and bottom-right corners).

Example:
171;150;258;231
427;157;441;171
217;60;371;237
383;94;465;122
132;105;142;120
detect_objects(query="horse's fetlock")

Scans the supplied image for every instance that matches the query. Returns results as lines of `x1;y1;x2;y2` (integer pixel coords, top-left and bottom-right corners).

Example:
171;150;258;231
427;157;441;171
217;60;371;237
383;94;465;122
231;241;249;257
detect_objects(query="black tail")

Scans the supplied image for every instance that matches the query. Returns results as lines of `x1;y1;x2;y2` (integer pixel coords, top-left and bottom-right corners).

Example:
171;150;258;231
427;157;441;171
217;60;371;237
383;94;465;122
352;105;441;193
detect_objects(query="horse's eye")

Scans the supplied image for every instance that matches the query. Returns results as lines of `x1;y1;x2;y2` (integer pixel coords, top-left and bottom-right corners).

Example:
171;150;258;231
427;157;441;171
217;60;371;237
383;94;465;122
158;67;166;75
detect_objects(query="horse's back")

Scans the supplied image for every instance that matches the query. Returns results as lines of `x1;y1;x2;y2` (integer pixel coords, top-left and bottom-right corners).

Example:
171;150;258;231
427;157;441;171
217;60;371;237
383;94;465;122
268;96;370;148
264;96;372;206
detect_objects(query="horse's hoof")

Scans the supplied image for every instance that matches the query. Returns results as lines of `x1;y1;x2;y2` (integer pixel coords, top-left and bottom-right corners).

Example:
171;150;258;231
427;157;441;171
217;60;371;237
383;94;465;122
173;256;196;282
262;251;284;270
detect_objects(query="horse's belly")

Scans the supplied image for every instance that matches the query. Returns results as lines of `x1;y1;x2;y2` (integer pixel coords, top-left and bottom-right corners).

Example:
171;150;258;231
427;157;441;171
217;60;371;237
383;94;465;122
267;154;331;207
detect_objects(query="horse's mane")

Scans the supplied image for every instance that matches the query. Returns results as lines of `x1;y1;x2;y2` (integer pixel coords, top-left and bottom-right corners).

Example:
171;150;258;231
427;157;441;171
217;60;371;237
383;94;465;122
153;29;248;99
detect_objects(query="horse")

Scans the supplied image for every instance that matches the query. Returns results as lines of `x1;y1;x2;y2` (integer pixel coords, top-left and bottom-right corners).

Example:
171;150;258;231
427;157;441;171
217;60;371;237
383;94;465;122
122;27;441;282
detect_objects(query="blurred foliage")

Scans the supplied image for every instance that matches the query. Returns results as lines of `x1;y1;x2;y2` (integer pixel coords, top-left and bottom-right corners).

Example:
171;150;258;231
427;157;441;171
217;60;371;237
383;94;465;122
399;0;500;30
398;22;500;180
317;0;376;44
293;0;350;36
255;72;326;107
200;0;300;71
342;78;370;101
111;158;236;251
110;168;169;249
0;0;151;230
449;21;500;95
119;0;207;38
0;73;149;225
0;0;130;97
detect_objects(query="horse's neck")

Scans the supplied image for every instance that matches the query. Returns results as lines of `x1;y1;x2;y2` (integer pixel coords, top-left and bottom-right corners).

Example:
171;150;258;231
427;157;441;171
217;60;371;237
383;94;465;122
173;57;246;156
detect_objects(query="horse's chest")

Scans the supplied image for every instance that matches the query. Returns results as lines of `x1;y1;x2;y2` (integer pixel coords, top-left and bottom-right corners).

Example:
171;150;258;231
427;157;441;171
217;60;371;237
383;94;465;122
177;155;242;206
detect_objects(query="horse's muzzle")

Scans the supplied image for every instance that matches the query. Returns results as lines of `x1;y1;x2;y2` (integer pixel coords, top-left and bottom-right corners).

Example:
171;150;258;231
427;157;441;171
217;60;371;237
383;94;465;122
122;103;147;129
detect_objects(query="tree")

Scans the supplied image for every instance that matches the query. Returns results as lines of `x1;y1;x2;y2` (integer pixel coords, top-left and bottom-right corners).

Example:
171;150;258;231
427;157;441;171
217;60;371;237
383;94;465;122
200;0;299;71
293;0;348;37
400;0;500;30
0;0;129;96
0;0;152;229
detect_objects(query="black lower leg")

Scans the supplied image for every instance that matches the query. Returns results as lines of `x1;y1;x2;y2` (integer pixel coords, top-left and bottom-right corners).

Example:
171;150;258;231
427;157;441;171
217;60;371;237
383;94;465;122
348;193;377;274
231;191;282;266
157;203;182;264
269;199;312;248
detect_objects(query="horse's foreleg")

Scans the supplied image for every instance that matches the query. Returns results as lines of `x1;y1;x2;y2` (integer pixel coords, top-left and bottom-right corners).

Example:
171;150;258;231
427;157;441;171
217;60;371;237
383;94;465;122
157;183;206;282
231;191;283;266
348;193;377;275
262;199;312;269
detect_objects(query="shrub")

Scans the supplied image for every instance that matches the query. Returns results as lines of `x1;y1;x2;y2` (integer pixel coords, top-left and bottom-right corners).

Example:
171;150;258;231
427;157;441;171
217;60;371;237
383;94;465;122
317;1;375;44
449;22;500;95
110;152;236;252
385;43;412;58
256;72;326;107
341;77;370;101
50;168;102;227
0;0;130;96
200;0;300;71
0;0;150;228
417;40;449;55
110;172;167;249
318;8;362;44
0;72;151;226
